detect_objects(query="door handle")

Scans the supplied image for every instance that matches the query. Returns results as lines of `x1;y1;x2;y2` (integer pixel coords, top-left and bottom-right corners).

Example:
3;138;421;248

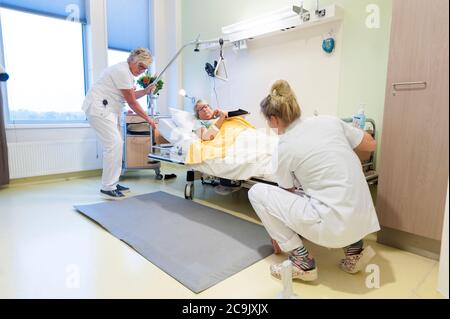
392;81;427;96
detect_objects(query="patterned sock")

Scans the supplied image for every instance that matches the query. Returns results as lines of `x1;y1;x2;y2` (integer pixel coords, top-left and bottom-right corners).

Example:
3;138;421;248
344;240;364;256
289;246;316;271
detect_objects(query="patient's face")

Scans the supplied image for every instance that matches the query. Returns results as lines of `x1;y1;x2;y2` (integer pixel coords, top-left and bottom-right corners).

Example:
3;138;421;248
196;103;214;120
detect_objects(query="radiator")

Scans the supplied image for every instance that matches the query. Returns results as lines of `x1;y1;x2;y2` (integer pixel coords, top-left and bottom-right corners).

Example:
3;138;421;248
7;139;103;179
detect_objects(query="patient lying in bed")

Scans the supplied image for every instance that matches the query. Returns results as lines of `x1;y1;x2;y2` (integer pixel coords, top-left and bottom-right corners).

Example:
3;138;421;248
156;106;278;181
193;100;229;141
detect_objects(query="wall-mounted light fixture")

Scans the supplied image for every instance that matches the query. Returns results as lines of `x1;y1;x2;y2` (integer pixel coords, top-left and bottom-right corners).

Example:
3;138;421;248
220;3;341;44
179;89;196;105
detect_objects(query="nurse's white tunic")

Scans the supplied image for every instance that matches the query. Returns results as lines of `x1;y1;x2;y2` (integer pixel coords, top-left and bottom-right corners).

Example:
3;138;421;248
82;62;135;191
249;116;380;249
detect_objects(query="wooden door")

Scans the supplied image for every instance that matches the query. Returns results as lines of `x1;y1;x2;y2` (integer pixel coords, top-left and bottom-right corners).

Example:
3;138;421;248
377;0;449;240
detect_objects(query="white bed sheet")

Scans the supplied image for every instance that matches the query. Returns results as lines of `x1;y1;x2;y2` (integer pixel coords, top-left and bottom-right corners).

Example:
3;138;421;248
158;118;197;152
190;129;278;181
158;118;278;181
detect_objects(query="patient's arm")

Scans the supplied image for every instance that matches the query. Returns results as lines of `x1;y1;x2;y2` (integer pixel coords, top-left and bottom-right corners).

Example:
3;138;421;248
196;111;228;141
197;126;220;141
211;109;227;130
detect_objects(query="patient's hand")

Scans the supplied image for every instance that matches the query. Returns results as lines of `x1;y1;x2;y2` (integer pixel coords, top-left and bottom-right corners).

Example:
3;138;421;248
213;109;227;119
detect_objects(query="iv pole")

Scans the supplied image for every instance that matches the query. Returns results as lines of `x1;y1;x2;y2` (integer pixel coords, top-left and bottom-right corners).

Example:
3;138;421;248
147;35;229;116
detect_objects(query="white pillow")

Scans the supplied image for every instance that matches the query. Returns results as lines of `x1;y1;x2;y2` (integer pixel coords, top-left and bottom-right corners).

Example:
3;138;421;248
169;108;196;131
158;118;197;146
158;118;179;144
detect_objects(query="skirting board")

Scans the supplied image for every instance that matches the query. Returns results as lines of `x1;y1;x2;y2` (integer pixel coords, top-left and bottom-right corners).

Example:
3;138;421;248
7;169;102;187
377;226;441;260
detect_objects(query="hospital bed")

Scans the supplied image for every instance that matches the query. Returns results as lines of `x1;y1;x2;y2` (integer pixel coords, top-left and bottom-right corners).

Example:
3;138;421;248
148;112;278;199
149;113;378;200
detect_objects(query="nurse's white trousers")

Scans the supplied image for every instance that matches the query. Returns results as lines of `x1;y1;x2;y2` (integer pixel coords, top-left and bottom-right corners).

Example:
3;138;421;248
248;183;324;252
87;114;123;191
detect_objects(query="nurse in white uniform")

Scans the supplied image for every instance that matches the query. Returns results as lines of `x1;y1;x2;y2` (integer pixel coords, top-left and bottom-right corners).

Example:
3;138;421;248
82;48;156;200
249;80;380;281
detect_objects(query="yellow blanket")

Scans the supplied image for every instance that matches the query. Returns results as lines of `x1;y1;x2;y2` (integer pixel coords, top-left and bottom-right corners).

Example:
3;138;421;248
186;117;255;165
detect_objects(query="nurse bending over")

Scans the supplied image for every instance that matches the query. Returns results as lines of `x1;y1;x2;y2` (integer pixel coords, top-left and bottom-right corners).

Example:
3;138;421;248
82;48;157;200
249;80;380;281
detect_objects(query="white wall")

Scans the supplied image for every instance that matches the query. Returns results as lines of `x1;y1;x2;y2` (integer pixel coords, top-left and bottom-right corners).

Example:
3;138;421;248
181;0;392;151
438;181;449;298
200;22;343;128
151;0;183;114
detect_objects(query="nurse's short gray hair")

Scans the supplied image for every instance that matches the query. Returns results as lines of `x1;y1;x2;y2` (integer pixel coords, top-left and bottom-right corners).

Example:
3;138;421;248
128;48;153;66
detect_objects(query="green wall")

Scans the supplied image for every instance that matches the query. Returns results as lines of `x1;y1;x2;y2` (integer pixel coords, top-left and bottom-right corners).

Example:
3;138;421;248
181;0;392;157
331;0;392;146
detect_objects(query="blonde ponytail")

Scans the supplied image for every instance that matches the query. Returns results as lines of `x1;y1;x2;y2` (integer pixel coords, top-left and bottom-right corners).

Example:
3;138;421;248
260;80;301;126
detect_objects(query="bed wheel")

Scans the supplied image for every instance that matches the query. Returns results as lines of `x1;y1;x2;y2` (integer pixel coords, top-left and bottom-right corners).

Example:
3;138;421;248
156;174;164;180
185;183;194;200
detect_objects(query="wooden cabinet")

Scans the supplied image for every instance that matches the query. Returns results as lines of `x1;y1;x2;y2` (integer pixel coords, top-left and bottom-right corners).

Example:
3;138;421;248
376;0;449;244
125;136;152;167
122;114;161;174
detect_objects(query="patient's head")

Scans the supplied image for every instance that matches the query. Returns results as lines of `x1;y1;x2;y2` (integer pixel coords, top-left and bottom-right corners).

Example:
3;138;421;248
194;100;214;120
260;80;301;133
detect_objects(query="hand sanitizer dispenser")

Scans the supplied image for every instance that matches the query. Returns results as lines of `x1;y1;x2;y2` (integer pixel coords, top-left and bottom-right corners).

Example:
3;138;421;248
352;105;366;129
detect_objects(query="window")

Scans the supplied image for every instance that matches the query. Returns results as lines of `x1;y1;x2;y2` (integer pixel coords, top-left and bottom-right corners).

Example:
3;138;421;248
107;49;147;109
107;49;129;67
106;0;152;114
0;8;87;123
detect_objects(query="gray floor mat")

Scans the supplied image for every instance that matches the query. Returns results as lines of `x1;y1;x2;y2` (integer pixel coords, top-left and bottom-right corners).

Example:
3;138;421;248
74;191;273;293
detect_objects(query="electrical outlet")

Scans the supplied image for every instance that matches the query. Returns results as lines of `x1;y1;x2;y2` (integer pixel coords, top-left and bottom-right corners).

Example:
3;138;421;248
302;12;310;22
316;9;326;17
